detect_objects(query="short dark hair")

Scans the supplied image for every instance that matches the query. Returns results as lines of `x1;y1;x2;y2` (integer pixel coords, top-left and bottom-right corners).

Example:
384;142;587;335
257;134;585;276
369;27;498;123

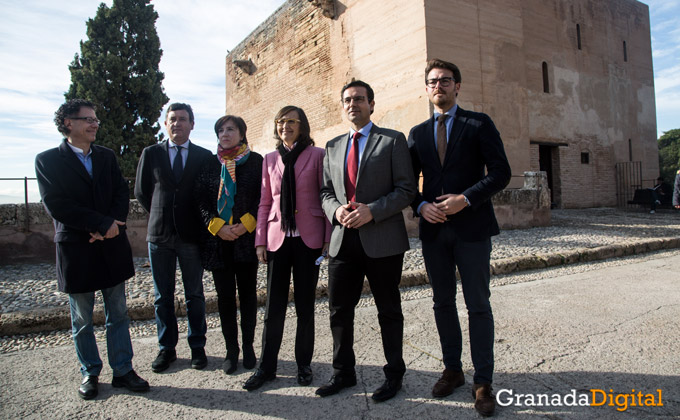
54;99;96;136
273;105;314;148
214;115;248;144
425;59;462;84
341;80;374;103
166;102;194;123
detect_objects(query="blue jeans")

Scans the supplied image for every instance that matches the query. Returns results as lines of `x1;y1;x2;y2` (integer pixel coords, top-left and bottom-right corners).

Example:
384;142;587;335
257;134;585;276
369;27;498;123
149;236;206;350
69;282;133;377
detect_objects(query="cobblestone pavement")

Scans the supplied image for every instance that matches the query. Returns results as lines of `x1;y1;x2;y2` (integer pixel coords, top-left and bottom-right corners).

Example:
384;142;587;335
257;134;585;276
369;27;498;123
1;247;678;354
3;207;679;314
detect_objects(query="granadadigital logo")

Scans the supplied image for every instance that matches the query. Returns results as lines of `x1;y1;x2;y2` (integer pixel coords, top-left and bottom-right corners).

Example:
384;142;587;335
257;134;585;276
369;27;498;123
496;388;664;412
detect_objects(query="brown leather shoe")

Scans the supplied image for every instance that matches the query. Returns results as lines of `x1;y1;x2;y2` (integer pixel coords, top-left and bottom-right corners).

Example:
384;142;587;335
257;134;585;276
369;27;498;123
472;383;495;417
431;369;465;397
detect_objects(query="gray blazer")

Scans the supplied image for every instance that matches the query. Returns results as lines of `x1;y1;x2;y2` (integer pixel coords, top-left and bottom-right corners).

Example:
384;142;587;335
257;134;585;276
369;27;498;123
320;124;416;258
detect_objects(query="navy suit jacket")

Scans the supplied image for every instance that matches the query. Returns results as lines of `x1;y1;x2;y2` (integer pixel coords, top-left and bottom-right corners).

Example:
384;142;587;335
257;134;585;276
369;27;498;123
408;106;511;242
135;140;212;243
35;140;134;293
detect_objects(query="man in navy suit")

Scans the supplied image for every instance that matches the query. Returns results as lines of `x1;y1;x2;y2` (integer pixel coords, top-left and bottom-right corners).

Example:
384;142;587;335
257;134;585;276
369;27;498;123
36;99;149;400
408;59;511;417
135;103;212;372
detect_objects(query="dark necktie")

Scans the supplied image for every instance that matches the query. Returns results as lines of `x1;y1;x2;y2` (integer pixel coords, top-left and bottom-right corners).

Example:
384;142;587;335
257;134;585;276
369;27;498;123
173;146;184;182
437;114;448;165
345;131;361;203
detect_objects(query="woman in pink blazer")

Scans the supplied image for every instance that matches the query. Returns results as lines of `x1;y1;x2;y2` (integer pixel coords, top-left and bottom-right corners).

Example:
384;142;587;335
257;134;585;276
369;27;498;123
243;106;331;391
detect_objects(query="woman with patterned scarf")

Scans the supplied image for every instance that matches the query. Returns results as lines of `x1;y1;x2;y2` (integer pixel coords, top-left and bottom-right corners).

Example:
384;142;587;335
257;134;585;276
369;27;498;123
195;115;263;374
243;106;331;391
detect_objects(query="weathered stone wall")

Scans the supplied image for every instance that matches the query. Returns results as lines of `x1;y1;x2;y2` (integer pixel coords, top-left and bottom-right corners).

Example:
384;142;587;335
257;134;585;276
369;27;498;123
523;0;657;207
0;201;150;264
0;172;550;264
225;0;657;208
493;172;551;229
226;0;429;155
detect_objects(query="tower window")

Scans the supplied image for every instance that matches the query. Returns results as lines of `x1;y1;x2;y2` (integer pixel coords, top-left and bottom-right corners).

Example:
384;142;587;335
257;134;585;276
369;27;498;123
542;62;549;93
629;139;633;161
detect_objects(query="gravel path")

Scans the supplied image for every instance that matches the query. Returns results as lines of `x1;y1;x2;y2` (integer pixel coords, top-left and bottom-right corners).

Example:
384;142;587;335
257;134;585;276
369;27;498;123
2;207;680;315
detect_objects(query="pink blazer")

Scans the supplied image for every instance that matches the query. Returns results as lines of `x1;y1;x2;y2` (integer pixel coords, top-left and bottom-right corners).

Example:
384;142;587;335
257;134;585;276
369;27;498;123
256;146;332;252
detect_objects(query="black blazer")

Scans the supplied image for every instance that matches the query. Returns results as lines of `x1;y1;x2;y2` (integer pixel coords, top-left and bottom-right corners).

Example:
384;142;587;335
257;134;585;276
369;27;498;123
194;152;263;269
408;106;511;242
35;140;134;293
134;140;212;243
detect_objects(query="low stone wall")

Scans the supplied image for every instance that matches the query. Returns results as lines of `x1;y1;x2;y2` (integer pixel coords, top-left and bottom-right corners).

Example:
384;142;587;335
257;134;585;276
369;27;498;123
0;201;151;264
0;172;550;264
494;171;551;229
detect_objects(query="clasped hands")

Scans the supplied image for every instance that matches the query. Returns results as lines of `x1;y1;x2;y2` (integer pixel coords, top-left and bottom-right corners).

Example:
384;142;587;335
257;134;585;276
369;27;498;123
217;223;247;241
335;201;373;229
420;193;468;224
89;220;125;243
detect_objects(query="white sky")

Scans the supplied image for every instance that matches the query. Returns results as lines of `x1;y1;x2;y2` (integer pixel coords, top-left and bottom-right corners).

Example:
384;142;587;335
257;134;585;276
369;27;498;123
0;0;678;202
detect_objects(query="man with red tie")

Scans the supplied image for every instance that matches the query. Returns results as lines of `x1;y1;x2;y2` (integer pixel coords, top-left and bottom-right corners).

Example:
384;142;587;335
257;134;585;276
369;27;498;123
319;80;416;402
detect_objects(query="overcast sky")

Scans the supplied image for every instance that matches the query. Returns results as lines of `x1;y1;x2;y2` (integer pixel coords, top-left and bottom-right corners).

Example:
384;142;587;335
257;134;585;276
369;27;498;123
0;0;678;202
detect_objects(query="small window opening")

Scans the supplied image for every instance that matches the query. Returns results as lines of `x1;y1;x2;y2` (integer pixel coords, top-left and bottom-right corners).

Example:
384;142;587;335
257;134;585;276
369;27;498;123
628;139;633;161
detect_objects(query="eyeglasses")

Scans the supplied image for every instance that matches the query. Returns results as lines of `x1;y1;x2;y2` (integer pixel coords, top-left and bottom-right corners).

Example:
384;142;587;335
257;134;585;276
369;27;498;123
342;95;366;105
275;118;300;126
68;117;101;125
426;77;455;88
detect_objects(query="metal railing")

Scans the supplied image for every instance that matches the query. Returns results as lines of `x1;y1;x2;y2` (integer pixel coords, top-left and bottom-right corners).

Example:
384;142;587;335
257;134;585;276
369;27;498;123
0;177;37;231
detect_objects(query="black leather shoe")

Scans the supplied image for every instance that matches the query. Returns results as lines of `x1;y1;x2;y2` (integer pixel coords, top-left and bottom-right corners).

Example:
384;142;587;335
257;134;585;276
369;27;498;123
151;349;177;373
222;357;238;375
315;374;357;397
297;366;313;386
78;375;98;400
243;369;276;391
371;378;402;402
242;345;256;370
112;370;150;393
191;348;208;370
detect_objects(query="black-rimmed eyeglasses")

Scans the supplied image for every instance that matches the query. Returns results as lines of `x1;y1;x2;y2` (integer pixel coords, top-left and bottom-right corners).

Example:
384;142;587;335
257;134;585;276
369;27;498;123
68;117;101;125
426;77;455;88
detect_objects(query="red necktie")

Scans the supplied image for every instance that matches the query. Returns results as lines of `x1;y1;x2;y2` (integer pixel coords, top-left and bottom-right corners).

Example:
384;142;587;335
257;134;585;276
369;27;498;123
345;131;361;203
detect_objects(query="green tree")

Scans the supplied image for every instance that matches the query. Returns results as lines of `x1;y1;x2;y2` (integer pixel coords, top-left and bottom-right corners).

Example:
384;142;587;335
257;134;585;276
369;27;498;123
658;129;680;184
66;0;169;178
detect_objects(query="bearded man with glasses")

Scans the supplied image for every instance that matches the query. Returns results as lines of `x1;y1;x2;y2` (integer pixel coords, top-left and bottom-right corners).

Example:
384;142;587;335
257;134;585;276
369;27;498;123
408;59;511;417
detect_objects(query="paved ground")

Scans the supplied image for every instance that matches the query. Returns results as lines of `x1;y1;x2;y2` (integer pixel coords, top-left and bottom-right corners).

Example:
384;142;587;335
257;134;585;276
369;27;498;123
1;249;678;419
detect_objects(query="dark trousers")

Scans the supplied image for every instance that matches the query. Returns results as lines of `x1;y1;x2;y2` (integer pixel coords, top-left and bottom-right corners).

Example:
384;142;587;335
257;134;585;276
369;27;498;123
421;221;494;384
148;235;206;351
327;229;406;380
211;241;258;358
259;237;321;373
